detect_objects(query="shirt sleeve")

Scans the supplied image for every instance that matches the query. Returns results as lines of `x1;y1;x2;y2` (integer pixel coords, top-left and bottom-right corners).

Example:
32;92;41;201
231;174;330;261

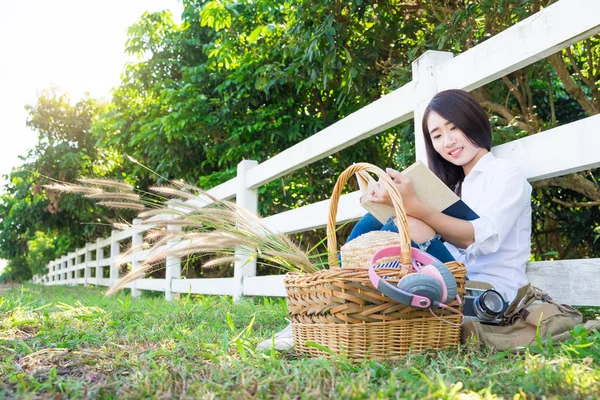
459;168;531;261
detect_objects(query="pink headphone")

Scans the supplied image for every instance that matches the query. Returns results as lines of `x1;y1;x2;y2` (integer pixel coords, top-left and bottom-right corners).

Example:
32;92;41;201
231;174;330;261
368;246;458;309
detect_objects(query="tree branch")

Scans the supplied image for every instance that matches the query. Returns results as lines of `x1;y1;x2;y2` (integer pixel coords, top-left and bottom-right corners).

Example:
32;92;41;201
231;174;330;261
387;136;399;167
565;47;600;101
547;54;599;116
523;70;533;109
547;73;556;125
478;99;536;133
558;237;573;260
533;172;600;202
586;38;598;82
587;170;599;189
551;197;600;208
502;76;529;119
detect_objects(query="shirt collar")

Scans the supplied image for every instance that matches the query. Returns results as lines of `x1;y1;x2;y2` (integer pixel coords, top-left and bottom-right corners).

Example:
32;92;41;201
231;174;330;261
465;151;494;179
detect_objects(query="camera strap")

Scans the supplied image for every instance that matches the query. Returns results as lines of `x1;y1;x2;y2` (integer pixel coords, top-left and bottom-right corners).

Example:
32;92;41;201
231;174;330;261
502;284;535;321
502;284;580;326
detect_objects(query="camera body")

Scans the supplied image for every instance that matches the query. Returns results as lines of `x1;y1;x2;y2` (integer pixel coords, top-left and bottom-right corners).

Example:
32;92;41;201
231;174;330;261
463;288;508;325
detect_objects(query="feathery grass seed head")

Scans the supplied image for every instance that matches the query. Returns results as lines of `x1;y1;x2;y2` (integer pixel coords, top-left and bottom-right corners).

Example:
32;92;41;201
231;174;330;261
77;179;134;191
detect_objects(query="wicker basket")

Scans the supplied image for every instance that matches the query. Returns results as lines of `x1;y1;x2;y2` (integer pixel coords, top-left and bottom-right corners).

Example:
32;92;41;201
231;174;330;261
284;163;466;360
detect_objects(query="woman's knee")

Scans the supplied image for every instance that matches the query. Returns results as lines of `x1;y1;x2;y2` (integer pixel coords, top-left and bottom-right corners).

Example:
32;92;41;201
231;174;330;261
407;216;436;243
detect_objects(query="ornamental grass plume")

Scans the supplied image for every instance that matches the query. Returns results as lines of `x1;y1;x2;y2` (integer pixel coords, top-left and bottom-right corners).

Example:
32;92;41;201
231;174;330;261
45;175;324;295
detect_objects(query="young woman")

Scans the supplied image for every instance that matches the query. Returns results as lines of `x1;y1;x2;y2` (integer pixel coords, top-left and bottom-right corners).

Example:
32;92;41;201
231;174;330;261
257;89;532;351
347;89;532;302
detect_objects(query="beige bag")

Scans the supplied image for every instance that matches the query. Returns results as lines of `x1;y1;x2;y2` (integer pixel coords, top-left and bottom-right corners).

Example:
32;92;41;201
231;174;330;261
461;285;583;351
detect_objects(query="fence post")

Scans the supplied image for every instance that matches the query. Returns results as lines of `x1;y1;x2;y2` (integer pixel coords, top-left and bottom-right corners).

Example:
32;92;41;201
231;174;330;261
96;237;103;286
52;258;57;283
48;261;54;284
62;256;67;282
110;231;120;287
49;260;54;284
84;243;92;287
62;256;66;281
233;159;259;302
412;50;454;162
165;201;182;302
53;258;58;283
68;252;76;284
131;218;144;298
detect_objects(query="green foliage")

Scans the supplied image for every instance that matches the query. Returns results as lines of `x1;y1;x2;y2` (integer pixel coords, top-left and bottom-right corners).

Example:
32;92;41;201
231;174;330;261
25;232;57;278
0;91;120;281
2;0;600;280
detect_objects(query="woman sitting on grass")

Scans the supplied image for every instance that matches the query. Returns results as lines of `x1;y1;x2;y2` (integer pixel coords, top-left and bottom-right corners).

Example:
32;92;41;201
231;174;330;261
257;89;532;351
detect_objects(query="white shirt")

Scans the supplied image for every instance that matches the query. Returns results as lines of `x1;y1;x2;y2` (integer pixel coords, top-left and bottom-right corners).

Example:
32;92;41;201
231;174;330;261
444;152;532;301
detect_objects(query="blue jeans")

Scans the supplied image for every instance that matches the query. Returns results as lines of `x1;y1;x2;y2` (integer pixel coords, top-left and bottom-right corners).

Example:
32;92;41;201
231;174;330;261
345;213;455;263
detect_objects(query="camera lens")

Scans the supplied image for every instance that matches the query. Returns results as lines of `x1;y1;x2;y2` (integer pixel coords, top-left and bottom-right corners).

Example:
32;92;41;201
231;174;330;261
473;290;504;322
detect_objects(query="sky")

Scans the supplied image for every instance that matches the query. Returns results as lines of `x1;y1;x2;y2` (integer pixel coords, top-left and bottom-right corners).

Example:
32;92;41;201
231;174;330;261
0;0;183;192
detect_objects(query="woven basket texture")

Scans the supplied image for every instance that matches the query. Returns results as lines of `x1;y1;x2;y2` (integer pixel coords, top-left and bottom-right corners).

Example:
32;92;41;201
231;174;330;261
284;163;467;360
284;261;466;360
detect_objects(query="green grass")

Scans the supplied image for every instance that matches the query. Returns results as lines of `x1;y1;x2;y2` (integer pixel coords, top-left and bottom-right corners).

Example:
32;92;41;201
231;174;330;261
1;284;599;399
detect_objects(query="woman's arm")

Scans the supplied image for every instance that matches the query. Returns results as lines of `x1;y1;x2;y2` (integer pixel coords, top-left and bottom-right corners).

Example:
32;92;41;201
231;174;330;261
372;166;531;255
409;204;475;249
371;168;475;248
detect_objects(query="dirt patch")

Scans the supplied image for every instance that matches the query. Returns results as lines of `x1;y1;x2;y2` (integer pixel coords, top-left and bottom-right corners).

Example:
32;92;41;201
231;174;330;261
0;324;39;340
19;348;113;383
0;282;17;294
20;348;72;375
0;348;115;398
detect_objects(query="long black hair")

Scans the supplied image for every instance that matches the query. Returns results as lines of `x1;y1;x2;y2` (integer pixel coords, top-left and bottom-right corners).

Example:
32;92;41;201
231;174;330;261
422;89;491;189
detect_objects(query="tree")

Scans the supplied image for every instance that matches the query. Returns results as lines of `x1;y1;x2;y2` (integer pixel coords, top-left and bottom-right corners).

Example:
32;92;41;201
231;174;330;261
3;0;599;280
425;0;600;259
0;90;119;281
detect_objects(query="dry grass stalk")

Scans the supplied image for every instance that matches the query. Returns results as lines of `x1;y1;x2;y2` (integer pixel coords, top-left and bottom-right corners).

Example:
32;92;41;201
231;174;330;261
86;193;140;201
46;174;323;295
141;252;170;267
97;202;146;211
115;243;151;268
43;184;102;195
202;256;240;268
142;232;181;252
77;179;134;191
138;209;180;219
149;186;201;201
145;228;168;241
106;268;148;295
263;251;314;269
150;219;205;228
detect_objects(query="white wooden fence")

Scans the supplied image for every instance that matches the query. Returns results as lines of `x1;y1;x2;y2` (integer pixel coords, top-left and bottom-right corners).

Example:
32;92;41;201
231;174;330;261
32;0;600;306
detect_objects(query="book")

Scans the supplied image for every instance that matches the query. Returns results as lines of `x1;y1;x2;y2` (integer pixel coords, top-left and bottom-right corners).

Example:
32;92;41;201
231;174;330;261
356;161;479;224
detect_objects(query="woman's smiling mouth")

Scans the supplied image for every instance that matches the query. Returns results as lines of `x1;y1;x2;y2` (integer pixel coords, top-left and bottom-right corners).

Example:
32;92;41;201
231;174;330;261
448;147;463;157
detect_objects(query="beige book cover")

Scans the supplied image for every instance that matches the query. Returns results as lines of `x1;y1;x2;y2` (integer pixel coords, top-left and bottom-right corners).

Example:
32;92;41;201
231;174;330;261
356;161;477;224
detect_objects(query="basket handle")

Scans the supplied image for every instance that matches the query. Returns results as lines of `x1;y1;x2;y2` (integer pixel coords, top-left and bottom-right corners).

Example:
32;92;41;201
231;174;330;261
327;163;412;268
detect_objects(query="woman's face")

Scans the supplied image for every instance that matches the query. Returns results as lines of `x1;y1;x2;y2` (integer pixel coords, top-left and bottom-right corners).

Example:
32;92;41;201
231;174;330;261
426;111;488;175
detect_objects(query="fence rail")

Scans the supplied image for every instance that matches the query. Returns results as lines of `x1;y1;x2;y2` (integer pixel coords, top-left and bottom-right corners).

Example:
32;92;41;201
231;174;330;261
33;0;600;306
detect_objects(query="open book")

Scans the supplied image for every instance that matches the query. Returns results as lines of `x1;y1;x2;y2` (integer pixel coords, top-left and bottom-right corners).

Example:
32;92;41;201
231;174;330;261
356;161;479;224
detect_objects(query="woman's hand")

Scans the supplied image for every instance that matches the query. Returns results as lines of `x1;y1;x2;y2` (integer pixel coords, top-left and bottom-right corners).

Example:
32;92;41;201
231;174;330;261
370;168;425;217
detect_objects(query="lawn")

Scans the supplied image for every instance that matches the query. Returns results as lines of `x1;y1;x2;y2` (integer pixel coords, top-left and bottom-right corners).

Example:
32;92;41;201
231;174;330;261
1;283;599;399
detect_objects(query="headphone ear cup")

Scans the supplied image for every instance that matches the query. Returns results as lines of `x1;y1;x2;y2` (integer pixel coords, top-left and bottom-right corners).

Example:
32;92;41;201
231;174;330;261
420;262;457;304
431;261;457;304
397;273;443;305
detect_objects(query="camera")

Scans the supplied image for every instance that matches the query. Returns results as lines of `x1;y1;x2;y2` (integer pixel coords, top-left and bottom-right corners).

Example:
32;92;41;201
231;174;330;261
463;288;508;325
